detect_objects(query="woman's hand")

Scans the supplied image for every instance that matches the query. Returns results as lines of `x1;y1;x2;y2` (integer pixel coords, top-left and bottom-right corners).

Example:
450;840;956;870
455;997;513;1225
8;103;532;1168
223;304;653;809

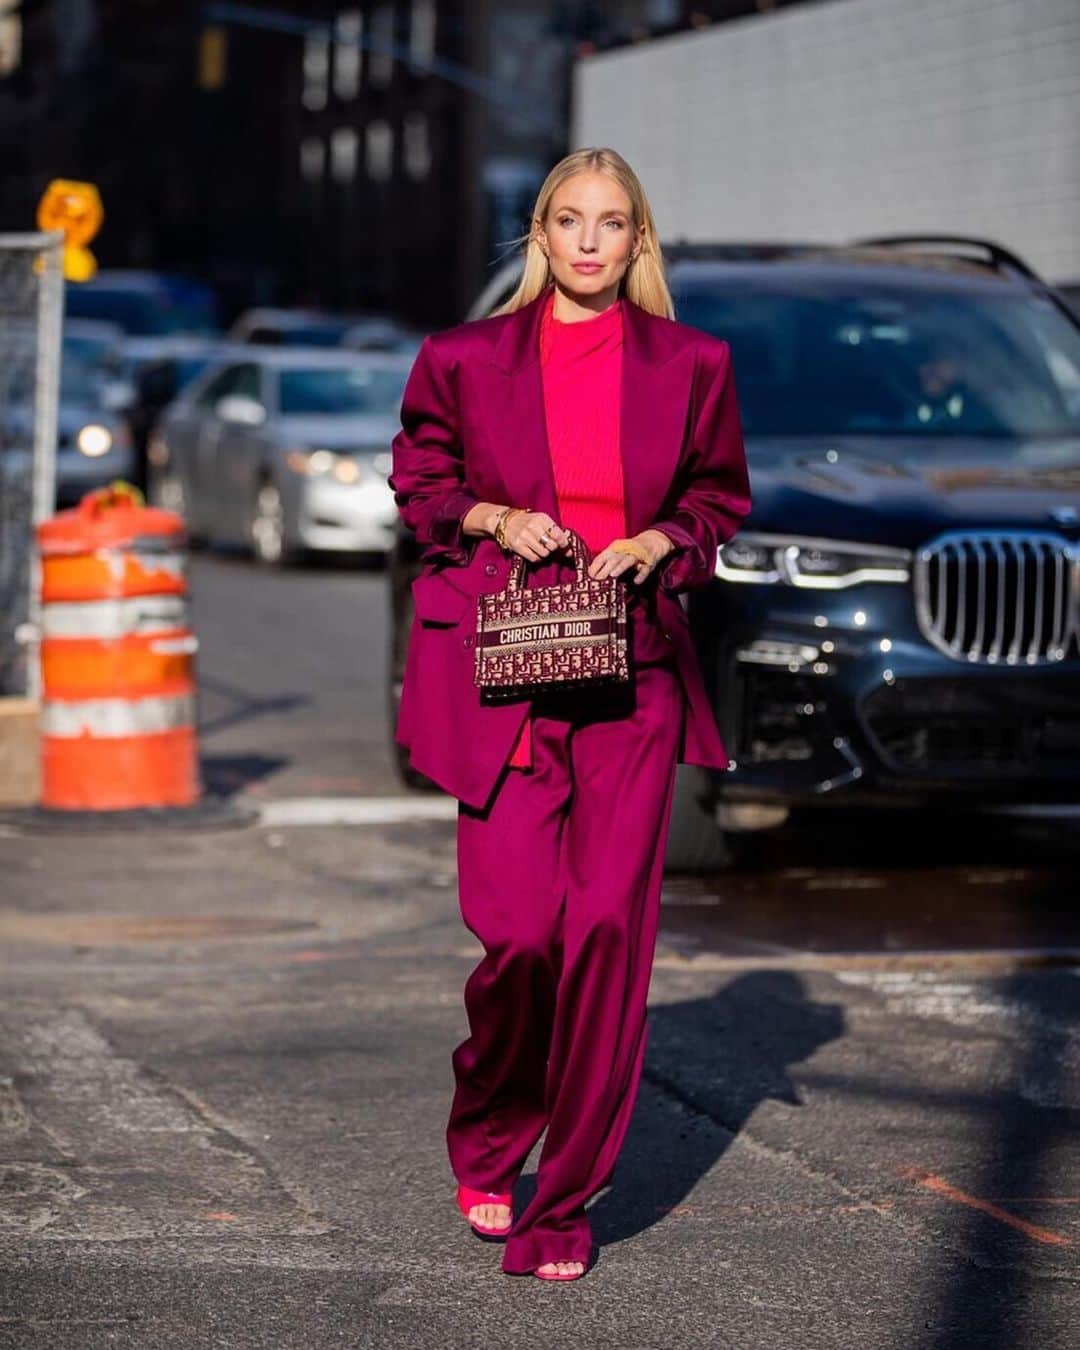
588;529;675;584
502;510;572;563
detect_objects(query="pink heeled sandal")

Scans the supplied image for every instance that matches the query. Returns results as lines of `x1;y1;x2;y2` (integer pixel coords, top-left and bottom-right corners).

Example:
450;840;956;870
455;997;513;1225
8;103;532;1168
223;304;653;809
456;1183;513;1241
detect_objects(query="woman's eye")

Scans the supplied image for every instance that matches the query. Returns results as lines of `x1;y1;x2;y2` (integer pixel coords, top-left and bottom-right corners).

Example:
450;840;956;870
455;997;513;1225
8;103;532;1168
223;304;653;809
555;217;624;229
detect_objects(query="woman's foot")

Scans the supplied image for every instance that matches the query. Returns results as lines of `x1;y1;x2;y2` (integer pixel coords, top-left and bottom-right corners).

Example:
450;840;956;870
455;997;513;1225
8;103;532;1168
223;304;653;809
456;1183;513;1239
535;1260;586;1280
467;1199;512;1234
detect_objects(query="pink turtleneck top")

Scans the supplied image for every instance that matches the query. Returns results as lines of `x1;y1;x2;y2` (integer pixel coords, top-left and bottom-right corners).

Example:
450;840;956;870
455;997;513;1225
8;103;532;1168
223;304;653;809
507;286;627;770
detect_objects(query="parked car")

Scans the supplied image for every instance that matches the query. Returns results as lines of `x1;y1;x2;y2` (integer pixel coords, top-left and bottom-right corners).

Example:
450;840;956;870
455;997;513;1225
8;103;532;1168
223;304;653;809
3;328;137;509
1055;279;1080;324
117;335;228;491
148;347;410;563
61;318;135;416
227;307;372;348
388;237;1080;862
341;316;425;355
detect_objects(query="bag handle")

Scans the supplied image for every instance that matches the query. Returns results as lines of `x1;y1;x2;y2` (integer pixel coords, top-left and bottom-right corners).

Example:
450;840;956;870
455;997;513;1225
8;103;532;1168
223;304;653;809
505;527;590;592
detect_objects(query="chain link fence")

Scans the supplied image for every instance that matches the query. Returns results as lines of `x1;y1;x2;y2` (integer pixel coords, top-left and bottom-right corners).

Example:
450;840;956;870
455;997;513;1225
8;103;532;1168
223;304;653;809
0;231;63;699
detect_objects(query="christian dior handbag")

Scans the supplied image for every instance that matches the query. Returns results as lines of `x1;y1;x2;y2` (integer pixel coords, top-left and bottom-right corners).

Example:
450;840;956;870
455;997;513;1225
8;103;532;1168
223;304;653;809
474;529;630;699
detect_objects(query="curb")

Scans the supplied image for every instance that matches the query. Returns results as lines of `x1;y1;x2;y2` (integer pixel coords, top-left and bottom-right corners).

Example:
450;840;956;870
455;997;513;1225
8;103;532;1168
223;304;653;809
0;794;259;834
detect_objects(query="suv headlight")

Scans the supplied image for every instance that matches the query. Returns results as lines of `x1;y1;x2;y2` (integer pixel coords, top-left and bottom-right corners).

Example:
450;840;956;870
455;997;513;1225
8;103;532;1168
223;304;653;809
716;533;911;588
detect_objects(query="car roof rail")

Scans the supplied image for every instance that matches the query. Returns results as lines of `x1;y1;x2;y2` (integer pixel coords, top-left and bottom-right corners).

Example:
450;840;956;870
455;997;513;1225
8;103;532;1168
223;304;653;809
848;234;1043;281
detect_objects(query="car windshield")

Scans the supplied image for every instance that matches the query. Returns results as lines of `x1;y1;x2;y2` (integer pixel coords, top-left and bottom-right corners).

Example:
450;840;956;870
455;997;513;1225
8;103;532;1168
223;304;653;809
60;355;109;404
247;324;350;347
8;353;105;406
279;365;407;416
64;334;121;374
672;281;1080;438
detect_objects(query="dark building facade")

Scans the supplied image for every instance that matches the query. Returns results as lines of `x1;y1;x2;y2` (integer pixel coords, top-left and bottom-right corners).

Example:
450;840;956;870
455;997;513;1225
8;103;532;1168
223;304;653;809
0;1;815;325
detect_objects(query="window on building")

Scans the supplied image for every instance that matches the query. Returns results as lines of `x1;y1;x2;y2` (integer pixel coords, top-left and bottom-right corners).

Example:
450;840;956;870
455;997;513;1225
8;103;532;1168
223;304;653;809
0;2;19;78
403;113;431;180
410;0;436;71
366;120;394;182
331;127;359;184
300;137;326;183
302;30;329;110
369;5;394;87
334;10;362;99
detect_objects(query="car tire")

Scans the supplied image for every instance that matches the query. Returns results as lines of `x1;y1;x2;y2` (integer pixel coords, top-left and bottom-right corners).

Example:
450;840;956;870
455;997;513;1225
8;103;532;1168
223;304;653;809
250;478;302;567
664;765;743;873
148;468;206;547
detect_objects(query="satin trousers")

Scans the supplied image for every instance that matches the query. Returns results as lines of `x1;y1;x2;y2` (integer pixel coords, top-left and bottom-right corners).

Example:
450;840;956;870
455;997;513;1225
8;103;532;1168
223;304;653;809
447;592;684;1272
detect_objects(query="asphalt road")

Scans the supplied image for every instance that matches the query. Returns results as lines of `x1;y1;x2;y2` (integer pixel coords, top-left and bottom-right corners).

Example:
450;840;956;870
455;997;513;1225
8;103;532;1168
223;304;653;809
0;550;1076;1348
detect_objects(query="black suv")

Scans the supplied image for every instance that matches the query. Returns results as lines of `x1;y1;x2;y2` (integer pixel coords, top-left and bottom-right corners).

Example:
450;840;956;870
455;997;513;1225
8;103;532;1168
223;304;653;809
389;237;1080;868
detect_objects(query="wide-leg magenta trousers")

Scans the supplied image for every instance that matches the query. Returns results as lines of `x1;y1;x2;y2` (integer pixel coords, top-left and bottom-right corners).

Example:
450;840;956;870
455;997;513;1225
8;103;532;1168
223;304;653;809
447;595;684;1273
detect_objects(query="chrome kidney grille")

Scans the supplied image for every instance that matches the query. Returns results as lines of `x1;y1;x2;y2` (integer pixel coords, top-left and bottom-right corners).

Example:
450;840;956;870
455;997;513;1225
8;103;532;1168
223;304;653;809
914;530;1079;664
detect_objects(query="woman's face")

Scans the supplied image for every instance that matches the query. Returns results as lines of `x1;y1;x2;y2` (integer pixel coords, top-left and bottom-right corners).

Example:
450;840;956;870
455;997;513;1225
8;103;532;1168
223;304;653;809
536;172;643;306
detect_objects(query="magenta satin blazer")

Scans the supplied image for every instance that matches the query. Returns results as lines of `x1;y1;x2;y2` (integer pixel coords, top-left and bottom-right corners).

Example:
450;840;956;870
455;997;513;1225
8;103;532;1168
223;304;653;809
388;285;753;811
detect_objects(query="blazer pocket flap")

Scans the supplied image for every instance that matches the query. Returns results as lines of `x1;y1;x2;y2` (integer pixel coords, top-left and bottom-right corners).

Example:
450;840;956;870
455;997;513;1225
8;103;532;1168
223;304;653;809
410;571;473;625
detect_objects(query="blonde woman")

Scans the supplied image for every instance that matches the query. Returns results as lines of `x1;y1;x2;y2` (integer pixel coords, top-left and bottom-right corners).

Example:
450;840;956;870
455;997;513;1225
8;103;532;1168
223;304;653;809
390;147;751;1280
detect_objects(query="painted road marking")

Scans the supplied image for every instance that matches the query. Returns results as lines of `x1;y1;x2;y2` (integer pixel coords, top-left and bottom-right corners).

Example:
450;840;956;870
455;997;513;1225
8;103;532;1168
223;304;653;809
901;1167;1073;1246
257;796;457;827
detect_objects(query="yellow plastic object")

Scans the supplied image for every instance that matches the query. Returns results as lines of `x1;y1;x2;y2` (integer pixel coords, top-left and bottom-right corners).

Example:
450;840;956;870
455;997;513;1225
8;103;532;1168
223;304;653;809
36;179;104;281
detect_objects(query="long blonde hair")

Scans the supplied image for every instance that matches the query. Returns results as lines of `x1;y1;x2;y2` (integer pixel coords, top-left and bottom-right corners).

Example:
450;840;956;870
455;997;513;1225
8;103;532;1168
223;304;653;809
491;147;674;320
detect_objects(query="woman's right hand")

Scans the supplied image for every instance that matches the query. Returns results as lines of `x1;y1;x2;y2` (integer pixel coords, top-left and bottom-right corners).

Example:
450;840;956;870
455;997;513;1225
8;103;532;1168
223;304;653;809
503;510;572;563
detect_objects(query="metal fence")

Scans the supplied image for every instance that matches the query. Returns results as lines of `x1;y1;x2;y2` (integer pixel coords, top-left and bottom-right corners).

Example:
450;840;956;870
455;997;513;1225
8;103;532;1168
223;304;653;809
0;231;63;699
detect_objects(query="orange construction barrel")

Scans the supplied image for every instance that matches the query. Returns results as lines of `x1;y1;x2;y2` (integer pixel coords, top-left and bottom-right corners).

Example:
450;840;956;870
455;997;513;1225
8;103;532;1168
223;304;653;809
36;483;201;810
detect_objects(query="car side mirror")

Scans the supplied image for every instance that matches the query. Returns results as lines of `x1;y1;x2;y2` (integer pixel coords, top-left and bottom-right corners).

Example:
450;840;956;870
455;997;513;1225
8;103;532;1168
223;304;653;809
101;379;137;412
216;394;266;426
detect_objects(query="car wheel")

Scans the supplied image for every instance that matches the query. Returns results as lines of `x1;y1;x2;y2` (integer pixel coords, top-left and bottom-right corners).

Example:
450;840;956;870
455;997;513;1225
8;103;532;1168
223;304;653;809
250;479;297;567
148;468;206;547
664;765;783;873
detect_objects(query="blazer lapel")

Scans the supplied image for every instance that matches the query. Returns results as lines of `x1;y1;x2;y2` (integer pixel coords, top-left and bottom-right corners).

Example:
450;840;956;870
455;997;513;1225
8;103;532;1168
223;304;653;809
620;296;695;535
481;285;694;536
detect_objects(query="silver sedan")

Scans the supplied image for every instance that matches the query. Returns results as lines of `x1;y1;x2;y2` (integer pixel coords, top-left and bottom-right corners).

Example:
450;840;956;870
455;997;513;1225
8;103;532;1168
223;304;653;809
147;348;412;564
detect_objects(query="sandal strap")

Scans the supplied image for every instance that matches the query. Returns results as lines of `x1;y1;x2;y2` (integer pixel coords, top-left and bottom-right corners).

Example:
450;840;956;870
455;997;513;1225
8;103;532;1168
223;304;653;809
456;1183;513;1214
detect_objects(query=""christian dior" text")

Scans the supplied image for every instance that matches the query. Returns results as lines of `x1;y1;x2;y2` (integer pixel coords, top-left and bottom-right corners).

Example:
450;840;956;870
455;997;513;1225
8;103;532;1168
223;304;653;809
500;620;594;643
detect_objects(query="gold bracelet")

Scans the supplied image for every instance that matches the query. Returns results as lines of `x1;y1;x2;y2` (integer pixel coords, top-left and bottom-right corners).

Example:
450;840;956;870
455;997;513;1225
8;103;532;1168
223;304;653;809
491;507;512;549
494;506;529;551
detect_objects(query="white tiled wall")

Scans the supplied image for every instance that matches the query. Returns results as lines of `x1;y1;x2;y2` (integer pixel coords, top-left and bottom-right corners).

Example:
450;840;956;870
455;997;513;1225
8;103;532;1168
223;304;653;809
572;0;1080;282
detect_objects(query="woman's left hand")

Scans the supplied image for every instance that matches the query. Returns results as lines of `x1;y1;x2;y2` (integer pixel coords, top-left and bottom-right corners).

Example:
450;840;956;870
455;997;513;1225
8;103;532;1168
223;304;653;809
588;529;675;584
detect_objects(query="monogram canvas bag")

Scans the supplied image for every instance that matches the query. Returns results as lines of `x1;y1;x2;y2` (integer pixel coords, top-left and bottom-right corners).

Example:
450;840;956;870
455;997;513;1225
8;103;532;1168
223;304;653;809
474;530;630;699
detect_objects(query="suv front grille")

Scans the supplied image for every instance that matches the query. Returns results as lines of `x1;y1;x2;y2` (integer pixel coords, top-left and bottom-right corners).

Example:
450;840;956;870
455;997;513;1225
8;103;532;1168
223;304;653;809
914;530;1078;665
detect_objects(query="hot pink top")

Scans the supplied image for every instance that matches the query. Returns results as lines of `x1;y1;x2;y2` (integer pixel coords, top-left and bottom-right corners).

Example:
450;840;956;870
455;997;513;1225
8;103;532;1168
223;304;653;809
507;287;627;769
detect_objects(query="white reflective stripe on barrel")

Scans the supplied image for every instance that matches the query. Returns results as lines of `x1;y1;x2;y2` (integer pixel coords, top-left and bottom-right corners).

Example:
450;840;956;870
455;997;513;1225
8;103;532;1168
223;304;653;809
129;550;187;579
41;693;196;738
42;594;189;639
148;635;199;656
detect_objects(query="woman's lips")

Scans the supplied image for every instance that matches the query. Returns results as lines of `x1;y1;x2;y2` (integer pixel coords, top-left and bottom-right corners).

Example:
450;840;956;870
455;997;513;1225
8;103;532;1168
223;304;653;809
572;263;604;273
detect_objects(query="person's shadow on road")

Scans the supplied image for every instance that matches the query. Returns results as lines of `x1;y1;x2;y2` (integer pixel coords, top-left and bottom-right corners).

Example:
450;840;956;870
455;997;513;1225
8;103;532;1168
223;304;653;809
587;970;846;1247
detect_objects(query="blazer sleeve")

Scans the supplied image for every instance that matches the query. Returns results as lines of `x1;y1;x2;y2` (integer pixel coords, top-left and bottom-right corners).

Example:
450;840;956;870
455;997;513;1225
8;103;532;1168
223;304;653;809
388;335;482;566
649;337;752;595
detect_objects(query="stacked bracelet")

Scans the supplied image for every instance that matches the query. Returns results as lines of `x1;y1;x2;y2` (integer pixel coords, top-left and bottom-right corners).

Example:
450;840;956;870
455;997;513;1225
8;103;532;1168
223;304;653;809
493;506;529;551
